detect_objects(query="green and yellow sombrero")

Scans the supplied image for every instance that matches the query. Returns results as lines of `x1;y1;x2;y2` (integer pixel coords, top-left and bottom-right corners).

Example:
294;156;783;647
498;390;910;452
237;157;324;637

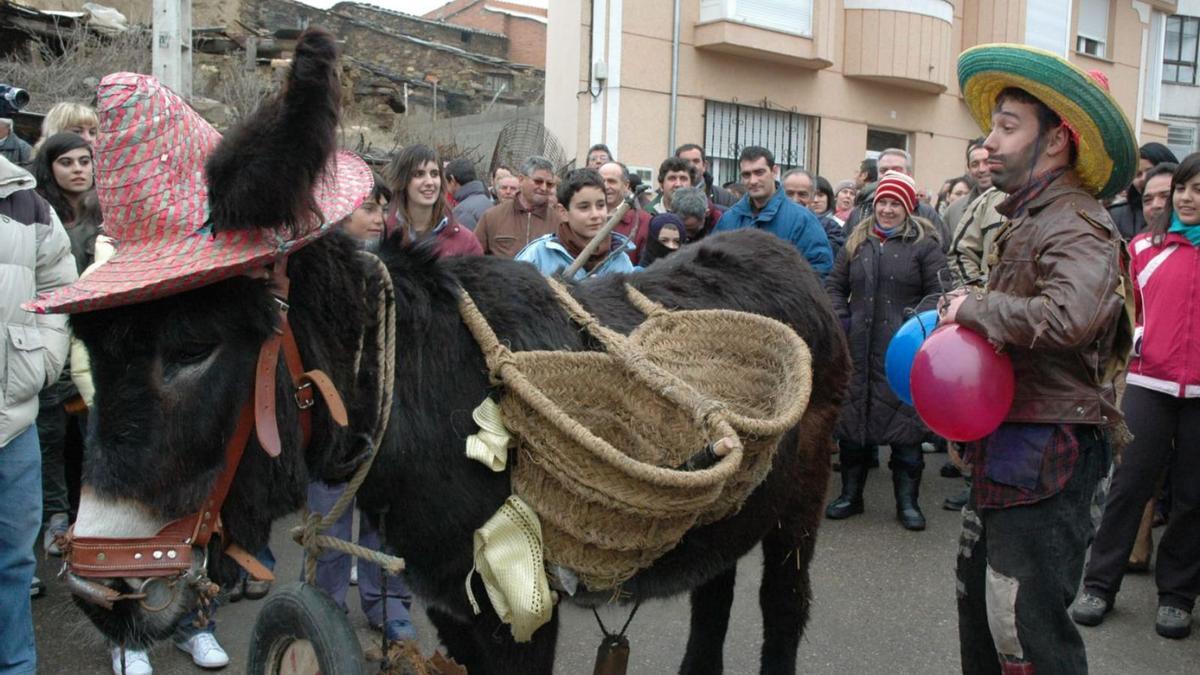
958;43;1136;201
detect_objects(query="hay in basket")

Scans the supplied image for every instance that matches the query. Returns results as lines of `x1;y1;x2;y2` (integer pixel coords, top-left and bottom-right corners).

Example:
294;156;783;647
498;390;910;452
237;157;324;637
458;280;812;590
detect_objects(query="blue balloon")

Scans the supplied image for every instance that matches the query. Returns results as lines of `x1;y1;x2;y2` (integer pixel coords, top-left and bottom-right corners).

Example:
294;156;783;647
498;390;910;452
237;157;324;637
885;310;939;405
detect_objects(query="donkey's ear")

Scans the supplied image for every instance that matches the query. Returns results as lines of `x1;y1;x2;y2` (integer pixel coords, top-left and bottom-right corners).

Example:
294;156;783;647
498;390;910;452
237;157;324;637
204;27;341;235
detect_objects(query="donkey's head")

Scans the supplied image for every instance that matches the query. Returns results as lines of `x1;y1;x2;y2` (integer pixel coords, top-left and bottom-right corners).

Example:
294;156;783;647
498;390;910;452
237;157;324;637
47;26;367;646
67;277;303;644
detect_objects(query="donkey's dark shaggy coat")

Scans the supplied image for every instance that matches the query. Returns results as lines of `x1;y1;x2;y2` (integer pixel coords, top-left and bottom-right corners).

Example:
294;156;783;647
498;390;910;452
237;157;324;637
204;28;341;235
71;228;848;673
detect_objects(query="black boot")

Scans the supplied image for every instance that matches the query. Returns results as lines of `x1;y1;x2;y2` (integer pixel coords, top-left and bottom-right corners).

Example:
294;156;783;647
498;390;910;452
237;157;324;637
826;461;868;519
893;468;926;531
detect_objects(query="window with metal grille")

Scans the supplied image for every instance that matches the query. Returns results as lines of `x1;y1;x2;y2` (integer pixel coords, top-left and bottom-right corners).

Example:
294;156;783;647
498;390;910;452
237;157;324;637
485;73;513;93
703;100;813;187
866;128;909;159
1167;124;1197;158
1164;15;1199;85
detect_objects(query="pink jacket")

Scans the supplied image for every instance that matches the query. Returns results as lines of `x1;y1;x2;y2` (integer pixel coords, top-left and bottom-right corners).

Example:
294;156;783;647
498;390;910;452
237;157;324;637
432;216;483;258
1126;231;1200;397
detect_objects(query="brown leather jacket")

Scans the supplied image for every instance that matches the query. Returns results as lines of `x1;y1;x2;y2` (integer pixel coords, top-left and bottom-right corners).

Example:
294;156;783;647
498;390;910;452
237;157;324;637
957;171;1131;426
473;196;558;258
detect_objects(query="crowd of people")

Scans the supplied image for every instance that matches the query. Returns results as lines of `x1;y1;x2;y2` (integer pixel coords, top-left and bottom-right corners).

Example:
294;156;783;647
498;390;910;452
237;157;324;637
2;40;1199;675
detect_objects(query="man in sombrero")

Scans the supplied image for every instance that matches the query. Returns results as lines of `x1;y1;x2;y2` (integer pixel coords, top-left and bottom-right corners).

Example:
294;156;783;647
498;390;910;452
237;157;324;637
940;44;1136;673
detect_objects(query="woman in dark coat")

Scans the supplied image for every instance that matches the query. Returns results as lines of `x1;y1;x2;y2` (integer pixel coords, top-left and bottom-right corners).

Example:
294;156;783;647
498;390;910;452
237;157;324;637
824;172;947;530
1108;142;1178;240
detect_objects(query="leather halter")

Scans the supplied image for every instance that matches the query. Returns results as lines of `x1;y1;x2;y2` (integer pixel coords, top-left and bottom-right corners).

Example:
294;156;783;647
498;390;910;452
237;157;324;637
64;259;348;593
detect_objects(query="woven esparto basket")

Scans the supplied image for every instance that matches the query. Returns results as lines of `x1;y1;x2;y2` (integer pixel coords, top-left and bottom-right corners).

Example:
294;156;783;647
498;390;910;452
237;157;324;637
457;280;812;589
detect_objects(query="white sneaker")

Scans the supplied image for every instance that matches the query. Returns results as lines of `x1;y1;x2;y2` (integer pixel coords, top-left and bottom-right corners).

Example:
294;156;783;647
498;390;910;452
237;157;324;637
175;632;229;669
44;512;69;555
111;646;153;675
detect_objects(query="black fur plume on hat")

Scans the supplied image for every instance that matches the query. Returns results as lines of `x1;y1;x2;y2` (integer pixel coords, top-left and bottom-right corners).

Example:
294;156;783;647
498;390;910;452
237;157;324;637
204;27;341;235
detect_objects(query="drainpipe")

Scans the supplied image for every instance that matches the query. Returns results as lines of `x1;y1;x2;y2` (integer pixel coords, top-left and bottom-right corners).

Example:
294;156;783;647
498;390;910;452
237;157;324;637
668;0;681;154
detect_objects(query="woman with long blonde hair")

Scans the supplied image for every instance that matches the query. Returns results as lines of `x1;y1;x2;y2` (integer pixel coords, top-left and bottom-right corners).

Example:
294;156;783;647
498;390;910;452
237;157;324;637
825;171;948;530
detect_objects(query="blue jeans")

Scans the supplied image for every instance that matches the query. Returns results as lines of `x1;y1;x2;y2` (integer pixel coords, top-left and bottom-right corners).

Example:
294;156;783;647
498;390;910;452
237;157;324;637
0;425;42;674
306;481;412;627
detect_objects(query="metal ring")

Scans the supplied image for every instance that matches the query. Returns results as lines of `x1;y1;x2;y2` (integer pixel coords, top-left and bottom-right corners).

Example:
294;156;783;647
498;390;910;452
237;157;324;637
137;576;178;613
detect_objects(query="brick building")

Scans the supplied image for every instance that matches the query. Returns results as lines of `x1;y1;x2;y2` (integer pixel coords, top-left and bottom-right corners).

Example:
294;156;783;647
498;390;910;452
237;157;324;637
423;0;548;68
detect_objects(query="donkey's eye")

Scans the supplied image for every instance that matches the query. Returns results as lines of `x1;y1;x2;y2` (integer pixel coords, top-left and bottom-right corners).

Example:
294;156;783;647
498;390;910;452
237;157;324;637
171;342;217;365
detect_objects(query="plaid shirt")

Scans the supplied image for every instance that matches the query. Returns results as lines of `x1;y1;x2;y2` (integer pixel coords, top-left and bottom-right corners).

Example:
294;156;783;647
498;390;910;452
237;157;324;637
963;423;1081;510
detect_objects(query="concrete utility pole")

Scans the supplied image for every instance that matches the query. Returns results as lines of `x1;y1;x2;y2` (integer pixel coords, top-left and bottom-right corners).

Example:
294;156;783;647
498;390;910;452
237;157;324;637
153;0;192;97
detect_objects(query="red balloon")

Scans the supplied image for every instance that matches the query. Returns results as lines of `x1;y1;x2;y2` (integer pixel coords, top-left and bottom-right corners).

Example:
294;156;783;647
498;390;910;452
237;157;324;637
910;324;1014;442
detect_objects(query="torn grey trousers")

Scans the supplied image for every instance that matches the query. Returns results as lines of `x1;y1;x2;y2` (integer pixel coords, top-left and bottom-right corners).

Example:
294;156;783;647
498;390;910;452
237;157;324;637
956;428;1108;675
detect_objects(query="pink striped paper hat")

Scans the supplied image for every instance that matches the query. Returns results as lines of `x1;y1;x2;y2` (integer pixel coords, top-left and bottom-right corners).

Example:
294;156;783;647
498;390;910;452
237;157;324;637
25;73;373;314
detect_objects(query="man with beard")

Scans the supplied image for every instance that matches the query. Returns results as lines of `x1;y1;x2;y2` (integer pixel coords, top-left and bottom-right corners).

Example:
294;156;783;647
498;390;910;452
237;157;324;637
942;45;1136;673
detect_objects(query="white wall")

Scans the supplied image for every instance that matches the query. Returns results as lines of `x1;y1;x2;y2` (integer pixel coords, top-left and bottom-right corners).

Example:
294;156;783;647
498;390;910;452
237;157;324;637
543;0;583;162
1162;83;1200;116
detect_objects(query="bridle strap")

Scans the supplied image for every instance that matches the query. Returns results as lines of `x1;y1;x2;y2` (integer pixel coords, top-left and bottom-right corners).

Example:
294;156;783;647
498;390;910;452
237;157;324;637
65;256;347;583
255;259;349;458
66;403;255;578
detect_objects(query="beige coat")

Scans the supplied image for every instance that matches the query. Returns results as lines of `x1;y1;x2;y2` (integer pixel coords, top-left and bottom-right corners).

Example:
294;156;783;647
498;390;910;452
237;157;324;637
949;187;1006;286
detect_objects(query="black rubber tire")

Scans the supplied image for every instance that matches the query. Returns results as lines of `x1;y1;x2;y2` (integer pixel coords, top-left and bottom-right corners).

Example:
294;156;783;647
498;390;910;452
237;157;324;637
247;582;366;675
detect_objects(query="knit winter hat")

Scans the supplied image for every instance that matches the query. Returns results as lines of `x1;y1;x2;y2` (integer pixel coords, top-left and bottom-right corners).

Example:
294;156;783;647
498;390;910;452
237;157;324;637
874;171;917;214
834;179;857;196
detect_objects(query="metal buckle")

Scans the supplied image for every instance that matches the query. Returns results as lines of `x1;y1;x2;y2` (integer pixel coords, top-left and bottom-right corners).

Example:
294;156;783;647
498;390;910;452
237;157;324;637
294;381;315;410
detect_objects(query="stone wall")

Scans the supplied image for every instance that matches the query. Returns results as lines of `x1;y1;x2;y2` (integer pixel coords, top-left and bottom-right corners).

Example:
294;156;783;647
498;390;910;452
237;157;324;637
236;0;542;115
236;0;330;35
327;16;541;115
331;2;508;60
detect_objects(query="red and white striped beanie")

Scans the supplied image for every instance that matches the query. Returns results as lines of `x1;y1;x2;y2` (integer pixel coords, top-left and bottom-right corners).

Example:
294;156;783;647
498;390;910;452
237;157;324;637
874;171;918;215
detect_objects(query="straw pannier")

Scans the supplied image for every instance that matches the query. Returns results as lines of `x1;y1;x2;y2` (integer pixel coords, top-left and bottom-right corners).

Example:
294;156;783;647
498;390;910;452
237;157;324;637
458;280;812;590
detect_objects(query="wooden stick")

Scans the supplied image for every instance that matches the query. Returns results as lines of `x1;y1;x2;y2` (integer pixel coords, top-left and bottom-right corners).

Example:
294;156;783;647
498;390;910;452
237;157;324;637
561;193;637;279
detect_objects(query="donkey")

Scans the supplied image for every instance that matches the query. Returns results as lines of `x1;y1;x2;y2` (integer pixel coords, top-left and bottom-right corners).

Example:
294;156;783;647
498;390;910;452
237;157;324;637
61;30;848;675
68;227;849;674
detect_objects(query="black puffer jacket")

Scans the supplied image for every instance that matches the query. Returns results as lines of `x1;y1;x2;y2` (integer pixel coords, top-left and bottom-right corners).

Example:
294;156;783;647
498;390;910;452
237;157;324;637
825;219;947;447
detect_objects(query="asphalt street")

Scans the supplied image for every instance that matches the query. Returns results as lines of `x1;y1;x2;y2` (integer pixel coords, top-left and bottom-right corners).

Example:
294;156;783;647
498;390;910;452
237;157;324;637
34;459;1200;674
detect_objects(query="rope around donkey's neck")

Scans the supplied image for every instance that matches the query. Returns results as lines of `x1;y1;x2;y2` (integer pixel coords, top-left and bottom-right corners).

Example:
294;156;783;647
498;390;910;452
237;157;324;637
294;252;404;579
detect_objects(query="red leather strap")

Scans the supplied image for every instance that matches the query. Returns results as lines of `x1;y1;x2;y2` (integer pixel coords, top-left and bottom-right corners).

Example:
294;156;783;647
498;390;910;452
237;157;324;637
66;255;348;585
67;403;255;578
255;331;285;458
225;542;276;582
300;369;348;427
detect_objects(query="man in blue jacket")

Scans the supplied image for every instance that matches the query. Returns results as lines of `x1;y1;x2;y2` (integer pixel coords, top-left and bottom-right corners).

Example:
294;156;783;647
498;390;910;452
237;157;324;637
714;146;833;276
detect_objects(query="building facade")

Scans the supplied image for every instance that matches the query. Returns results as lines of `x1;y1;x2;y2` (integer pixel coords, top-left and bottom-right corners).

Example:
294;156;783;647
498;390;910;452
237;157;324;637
1161;0;1200;158
424;0;549;68
546;0;1176;192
